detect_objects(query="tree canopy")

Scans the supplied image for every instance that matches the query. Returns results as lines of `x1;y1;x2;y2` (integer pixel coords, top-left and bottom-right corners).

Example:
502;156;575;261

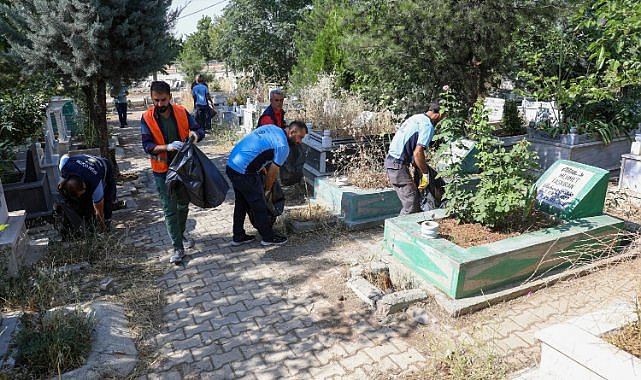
217;0;311;83
8;0;179;161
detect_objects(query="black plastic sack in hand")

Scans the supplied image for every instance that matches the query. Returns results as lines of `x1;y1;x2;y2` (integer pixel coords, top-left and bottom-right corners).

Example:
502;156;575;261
413;166;445;212
166;140;229;208
279;143;305;186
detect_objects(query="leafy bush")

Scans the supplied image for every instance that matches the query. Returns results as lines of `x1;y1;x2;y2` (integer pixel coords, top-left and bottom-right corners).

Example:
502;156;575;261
11;309;93;378
0;91;48;153
443;98;540;229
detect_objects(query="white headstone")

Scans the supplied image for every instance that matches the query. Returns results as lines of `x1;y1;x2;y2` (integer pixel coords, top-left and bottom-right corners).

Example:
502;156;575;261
483;97;505;124
0;178;8;225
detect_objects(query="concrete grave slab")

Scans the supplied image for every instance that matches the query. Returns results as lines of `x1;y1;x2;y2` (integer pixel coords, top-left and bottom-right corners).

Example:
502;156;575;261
519;302;641;379
534;160;609;220
0;179;8;225
526;134;632;173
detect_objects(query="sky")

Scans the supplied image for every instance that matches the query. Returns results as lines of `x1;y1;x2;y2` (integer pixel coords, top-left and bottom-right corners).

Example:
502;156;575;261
171;0;229;39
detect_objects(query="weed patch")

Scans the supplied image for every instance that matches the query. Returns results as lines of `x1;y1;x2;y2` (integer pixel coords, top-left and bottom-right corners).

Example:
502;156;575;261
10;309;93;378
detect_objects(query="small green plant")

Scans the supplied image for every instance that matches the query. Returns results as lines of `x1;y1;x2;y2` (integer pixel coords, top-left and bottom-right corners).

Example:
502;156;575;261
443;97;540;229
11;309;94;378
499;99;526;136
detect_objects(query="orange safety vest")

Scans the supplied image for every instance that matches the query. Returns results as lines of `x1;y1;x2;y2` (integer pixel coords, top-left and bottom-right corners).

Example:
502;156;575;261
143;105;190;173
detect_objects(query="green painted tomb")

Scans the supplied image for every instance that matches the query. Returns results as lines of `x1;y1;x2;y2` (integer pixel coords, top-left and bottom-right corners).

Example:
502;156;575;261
384;160;624;299
311;177;401;228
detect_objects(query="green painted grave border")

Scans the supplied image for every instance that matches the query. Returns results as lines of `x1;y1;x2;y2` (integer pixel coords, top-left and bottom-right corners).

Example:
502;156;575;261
384;212;624;299
311;177;401;228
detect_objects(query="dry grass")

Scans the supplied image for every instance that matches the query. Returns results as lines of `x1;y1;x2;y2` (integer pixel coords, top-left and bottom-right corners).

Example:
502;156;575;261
286;204;335;223
293;74;396;137
603;296;641;359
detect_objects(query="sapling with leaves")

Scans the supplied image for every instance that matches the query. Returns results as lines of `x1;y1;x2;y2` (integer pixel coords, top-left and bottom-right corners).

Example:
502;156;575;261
443;97;540;230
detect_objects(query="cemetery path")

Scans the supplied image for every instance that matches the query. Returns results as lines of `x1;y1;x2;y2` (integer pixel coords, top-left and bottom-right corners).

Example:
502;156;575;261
112;111;641;379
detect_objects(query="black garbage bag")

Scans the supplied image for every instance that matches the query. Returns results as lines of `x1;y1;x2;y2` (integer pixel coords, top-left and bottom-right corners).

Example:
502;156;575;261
413;166;446;211
279;143;306;186
247;177;285;227
166;140;229;208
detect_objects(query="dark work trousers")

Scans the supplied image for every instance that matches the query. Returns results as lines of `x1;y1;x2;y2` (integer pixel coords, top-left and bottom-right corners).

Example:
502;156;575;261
101;158;117;221
226;166;274;241
385;155;420;215
115;102;127;127
195;105;212;130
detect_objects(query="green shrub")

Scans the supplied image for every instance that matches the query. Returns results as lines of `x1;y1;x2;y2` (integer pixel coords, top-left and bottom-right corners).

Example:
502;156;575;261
0;91;48;149
443;98;540;229
499;99;526;136
11;309;94;378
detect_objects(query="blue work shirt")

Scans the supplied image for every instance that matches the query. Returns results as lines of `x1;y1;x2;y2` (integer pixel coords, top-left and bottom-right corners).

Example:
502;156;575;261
227;125;289;174
192;84;210;106
387;113;435;164
59;154;106;203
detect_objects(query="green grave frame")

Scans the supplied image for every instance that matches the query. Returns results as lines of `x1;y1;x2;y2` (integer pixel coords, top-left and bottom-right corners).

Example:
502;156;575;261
384;212;624;299
384;160;625;299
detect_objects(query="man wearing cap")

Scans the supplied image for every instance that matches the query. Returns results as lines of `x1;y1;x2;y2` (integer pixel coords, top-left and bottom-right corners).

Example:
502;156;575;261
385;101;444;215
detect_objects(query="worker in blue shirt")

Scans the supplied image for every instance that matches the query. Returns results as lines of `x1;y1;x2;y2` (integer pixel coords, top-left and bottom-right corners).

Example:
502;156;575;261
58;154;117;230
385;101;444;215
192;75;215;131
226;121;308;246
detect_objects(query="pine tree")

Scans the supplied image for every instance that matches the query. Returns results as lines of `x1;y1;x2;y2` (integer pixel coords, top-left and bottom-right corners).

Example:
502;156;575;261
9;0;178;166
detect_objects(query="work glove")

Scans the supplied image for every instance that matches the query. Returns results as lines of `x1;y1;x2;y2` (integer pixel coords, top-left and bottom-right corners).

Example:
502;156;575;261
189;131;199;143
167;141;184;151
417;174;429;191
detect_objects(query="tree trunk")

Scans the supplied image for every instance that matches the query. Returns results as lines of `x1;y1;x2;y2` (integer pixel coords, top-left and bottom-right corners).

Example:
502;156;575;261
82;81;120;177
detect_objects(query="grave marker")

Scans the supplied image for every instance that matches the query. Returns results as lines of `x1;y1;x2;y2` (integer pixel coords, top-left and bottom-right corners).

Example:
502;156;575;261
484;97;505;124
522;100;560;127
534;160;609;220
435;139;479;174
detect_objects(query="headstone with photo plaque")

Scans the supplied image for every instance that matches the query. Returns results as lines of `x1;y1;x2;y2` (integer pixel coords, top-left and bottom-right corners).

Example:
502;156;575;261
534;160;609;220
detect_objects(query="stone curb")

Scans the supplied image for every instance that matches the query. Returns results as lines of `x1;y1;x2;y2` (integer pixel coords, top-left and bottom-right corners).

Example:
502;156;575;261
347;263;427;315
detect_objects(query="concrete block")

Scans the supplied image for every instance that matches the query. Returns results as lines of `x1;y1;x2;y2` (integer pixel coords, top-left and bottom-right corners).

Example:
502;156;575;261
534;302;641;380
347;277;384;308
376;289;428;315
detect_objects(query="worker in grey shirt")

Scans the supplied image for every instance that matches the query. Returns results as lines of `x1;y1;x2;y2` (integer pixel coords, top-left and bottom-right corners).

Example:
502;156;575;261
385;101;443;214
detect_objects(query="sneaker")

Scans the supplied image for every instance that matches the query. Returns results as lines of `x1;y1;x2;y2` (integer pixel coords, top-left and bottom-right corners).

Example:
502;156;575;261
261;234;288;246
231;234;255;246
183;235;195;249
169;248;185;264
